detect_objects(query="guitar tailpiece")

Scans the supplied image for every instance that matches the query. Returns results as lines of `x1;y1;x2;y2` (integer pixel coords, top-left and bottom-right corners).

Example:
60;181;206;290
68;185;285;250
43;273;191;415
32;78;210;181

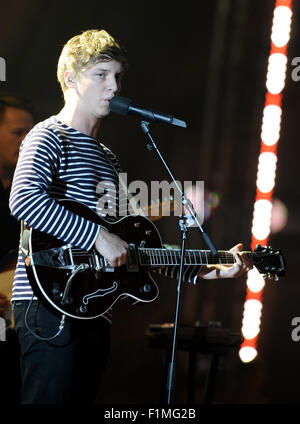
60;263;89;305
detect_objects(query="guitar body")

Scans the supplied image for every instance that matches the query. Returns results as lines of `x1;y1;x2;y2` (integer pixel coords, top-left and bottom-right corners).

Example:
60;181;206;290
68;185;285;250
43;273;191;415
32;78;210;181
26;200;163;320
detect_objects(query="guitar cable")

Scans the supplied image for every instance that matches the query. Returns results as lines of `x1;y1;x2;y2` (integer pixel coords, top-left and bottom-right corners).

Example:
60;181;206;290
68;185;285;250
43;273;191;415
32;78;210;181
24;294;66;341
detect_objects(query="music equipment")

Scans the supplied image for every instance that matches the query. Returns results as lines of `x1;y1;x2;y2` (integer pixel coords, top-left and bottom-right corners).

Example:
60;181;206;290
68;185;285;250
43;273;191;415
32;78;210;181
24;200;286;320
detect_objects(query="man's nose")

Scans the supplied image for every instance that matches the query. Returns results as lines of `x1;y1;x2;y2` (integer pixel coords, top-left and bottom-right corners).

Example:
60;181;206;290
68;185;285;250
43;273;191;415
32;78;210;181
108;77;119;93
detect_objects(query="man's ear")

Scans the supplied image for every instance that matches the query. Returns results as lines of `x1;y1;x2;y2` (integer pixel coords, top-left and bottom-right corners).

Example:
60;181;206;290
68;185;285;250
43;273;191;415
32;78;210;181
64;71;76;88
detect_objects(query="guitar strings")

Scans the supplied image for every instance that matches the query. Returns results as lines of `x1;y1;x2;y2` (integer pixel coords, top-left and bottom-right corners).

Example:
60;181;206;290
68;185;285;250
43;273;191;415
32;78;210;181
67;248;247;266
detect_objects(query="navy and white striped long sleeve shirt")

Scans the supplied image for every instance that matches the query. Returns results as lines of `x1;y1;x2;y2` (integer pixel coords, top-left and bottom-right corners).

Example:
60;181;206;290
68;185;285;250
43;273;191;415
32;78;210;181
9;115;202;309
9;116;127;304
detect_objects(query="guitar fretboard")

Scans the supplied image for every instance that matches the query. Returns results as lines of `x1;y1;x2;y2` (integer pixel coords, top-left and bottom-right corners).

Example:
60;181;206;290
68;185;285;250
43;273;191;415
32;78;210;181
137;248;252;267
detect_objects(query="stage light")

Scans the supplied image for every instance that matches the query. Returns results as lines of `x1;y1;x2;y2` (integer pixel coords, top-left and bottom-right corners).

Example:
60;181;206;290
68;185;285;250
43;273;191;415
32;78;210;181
239;0;292;363
244;299;263;315
241;322;261;340
246;267;265;293
261;105;282;146
266;53;287;94
242;299;263;339
271;6;292;47
251;199;272;240
256;152;277;193
239;346;258;363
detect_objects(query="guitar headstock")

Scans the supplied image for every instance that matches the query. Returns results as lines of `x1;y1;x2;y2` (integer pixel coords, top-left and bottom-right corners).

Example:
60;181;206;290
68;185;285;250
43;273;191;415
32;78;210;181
253;244;286;280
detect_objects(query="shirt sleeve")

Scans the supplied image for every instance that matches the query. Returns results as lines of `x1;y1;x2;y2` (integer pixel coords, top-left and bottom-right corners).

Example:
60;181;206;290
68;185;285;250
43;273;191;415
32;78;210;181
9;128;100;251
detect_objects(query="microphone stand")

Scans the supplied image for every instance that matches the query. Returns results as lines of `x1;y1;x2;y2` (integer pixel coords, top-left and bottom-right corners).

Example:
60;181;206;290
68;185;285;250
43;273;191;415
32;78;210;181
140;120;218;404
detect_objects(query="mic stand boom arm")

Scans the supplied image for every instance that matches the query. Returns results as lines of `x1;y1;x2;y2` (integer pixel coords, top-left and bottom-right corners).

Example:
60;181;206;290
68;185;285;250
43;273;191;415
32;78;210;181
140;120;218;404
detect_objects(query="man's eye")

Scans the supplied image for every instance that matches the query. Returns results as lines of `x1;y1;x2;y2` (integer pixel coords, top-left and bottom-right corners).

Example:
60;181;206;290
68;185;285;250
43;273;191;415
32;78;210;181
12;130;24;137
97;73;104;78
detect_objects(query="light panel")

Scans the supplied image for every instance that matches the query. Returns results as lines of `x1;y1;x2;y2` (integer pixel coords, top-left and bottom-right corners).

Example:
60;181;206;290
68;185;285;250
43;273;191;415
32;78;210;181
239;0;292;363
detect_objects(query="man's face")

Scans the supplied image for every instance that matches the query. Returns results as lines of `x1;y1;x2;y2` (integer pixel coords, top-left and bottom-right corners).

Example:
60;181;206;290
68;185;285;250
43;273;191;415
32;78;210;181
0;107;34;169
74;59;123;119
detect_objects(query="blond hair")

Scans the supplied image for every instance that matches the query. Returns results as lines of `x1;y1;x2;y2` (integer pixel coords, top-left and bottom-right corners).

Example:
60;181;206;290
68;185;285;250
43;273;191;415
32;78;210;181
57;29;127;99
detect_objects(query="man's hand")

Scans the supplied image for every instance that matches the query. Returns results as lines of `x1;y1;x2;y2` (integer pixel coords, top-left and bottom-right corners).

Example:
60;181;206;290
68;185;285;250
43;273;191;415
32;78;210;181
198;243;252;280
0;293;11;317
95;228;128;267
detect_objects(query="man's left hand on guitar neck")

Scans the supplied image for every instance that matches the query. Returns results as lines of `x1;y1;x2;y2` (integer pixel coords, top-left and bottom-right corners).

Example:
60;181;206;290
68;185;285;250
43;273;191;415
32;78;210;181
198;243;253;280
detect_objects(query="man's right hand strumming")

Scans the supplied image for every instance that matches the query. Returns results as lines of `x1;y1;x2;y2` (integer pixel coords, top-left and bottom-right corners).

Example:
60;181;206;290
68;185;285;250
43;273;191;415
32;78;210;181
95;228;129;267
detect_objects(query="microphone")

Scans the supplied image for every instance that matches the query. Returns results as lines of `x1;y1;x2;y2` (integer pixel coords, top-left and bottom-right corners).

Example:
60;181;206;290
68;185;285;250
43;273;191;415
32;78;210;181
109;96;187;128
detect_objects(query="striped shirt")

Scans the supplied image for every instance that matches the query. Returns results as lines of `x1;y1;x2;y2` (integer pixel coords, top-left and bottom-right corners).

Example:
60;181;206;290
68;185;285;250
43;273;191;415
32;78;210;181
9;116;127;306
9;115;202;312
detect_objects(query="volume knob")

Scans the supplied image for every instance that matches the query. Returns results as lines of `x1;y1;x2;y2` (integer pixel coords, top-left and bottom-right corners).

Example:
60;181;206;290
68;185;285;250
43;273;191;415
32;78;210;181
141;284;152;293
79;305;87;313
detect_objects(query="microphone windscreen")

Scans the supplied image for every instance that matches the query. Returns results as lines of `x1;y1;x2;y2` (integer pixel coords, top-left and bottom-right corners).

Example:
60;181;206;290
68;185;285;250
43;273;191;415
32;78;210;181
109;96;132;115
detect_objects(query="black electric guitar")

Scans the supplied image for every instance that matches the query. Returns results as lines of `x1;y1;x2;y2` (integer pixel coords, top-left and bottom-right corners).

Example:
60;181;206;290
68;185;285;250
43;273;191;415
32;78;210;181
24;200;286;320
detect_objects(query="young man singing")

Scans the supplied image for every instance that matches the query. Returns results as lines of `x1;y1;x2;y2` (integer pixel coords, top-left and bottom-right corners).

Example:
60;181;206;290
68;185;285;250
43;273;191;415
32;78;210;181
9;29;250;404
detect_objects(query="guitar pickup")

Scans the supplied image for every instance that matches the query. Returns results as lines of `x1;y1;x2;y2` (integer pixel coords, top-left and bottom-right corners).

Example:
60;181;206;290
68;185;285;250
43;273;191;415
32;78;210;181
126;243;139;272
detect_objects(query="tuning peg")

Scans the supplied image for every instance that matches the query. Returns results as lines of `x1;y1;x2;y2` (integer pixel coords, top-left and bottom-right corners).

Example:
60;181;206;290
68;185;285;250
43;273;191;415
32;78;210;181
274;274;279;281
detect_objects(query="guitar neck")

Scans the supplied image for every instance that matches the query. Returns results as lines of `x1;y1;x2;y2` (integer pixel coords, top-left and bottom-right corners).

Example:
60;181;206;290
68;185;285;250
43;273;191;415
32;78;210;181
137;248;253;267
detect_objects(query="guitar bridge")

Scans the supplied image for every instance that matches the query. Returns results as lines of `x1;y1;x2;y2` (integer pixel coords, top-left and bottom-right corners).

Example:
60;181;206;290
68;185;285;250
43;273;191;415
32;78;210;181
91;250;115;272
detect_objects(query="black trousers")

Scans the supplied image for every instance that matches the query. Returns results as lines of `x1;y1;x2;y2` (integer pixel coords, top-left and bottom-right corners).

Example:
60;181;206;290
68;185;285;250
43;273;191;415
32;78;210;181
13;300;111;404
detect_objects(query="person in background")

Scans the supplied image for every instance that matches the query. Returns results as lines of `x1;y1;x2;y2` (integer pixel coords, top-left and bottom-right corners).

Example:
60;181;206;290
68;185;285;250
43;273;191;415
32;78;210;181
0;94;35;403
0;95;35;261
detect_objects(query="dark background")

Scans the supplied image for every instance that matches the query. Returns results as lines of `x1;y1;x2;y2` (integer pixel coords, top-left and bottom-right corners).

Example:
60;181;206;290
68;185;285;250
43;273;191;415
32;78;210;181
1;0;299;404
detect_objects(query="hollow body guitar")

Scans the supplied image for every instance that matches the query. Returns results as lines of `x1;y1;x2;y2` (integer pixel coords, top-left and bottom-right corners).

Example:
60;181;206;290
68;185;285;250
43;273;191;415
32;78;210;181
25;200;286;320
